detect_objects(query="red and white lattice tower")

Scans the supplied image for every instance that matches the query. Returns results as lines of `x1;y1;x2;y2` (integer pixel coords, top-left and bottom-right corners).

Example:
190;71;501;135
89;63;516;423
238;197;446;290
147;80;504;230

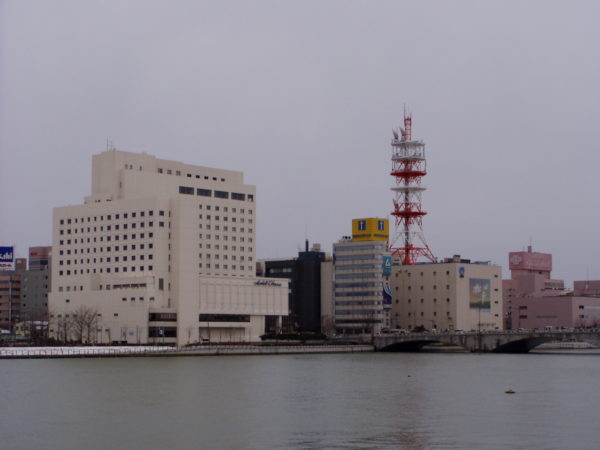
389;112;435;264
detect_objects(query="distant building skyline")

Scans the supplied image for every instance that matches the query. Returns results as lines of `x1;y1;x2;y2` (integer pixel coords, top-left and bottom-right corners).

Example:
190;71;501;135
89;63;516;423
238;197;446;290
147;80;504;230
4;2;600;287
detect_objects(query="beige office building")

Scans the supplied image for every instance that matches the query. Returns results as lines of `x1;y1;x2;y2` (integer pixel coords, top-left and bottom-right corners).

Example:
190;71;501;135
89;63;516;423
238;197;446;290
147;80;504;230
391;256;503;331
48;149;288;345
332;218;392;336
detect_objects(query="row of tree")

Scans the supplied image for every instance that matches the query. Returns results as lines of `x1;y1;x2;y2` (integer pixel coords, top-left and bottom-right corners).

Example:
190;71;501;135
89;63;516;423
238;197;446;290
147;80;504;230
16;306;101;345
52;306;100;344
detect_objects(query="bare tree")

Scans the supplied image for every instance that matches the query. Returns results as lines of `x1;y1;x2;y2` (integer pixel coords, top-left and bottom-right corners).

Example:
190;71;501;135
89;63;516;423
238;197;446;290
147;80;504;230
72;306;100;344
52;313;74;344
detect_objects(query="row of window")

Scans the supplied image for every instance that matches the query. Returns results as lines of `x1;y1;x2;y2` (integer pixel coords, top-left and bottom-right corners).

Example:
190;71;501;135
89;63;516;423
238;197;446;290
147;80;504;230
335;273;382;280
335;264;380;271
198;214;253;224
149;313;177;321
407;298;451;303
199;254;253;261
199;225;253;233
59;210;164;225
334;282;380;288
199;244;251;252
158;167;225;183
198;233;253;243
403;297;500;305
59;266;153;276
407;311;450;318
60;243;154;256
199;204;252;214
59;232;156;246
120;296;154;302
335;309;383;315
335;291;381;297
198;263;253;271
335;254;380;261
404;285;499;292
59;222;163;235
397;270;500;278
179;186;254;202
199;314;250;322
60;254;153;265
335;300;382;306
267;268;293;274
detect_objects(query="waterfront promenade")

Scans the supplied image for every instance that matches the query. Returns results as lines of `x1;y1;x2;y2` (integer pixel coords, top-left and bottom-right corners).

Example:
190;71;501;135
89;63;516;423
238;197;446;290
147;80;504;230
0;344;374;359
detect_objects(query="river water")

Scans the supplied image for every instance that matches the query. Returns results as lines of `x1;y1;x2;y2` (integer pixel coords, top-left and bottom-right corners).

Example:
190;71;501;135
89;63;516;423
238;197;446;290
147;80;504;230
1;351;599;449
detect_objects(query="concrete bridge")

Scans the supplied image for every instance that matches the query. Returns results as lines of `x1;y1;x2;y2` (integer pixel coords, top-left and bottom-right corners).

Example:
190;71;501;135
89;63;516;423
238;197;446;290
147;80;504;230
374;330;600;353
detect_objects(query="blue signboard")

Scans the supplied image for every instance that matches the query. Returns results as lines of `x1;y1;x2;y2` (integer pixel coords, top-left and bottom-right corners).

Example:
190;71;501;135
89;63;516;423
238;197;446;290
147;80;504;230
383;283;392;306
0;247;14;262
382;255;392;276
0;246;14;270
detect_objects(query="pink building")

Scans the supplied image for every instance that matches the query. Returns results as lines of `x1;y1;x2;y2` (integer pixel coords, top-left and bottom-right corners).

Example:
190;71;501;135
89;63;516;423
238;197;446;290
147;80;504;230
510;295;600;330
503;246;600;329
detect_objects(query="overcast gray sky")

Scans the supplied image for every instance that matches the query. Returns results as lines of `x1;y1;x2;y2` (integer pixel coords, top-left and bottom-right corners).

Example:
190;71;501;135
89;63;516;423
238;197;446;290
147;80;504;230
1;0;599;286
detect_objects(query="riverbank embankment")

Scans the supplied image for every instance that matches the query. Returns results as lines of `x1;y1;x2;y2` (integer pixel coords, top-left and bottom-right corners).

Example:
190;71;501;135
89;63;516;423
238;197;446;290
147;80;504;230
0;344;374;359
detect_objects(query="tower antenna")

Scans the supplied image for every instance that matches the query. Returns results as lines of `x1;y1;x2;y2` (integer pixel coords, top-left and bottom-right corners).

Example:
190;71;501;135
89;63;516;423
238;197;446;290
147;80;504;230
388;109;435;264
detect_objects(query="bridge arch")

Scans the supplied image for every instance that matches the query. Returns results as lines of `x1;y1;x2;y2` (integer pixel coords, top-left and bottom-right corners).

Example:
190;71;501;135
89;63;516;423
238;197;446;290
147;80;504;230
381;339;440;352
375;331;600;353
492;337;551;353
378;336;472;352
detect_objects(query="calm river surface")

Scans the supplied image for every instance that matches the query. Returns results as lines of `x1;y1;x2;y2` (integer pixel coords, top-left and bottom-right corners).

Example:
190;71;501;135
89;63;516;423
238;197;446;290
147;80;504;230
1;351;599;449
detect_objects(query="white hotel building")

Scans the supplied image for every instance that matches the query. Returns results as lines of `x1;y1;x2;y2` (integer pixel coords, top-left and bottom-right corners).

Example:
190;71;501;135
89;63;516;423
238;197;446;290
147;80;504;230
48;149;288;345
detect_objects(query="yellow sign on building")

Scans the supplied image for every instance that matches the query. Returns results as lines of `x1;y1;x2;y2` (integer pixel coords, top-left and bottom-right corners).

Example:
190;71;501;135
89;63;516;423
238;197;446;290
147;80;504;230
352;218;389;242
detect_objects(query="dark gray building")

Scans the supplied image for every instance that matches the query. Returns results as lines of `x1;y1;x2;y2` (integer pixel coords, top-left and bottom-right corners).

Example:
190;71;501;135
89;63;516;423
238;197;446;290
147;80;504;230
263;241;325;333
20;247;51;324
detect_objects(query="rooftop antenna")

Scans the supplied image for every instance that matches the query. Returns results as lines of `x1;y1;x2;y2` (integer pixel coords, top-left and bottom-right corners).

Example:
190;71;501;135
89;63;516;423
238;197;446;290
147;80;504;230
106;138;116;151
586;266;590;288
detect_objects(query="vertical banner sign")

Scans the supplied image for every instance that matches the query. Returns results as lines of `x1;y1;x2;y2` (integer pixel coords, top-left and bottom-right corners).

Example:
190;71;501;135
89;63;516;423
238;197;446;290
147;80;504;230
469;278;491;311
0;246;14;271
382;255;392;276
383;282;393;307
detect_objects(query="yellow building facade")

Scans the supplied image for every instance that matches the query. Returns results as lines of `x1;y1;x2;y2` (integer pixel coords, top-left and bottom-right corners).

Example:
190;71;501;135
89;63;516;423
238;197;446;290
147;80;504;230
351;218;389;242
